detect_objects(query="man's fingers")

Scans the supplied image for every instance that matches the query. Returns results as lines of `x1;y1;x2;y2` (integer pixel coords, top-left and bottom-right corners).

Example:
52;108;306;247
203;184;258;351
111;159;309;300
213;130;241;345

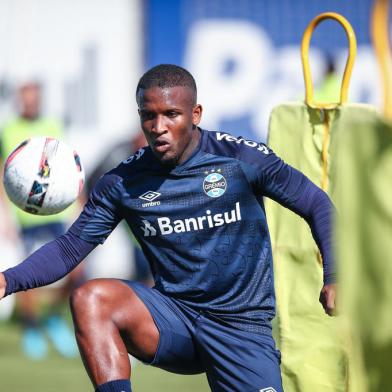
325;298;335;316
319;284;337;316
319;294;333;316
326;290;336;311
0;273;7;300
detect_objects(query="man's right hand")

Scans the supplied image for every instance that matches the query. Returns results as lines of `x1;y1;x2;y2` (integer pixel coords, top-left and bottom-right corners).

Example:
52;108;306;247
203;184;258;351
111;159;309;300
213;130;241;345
0;272;6;299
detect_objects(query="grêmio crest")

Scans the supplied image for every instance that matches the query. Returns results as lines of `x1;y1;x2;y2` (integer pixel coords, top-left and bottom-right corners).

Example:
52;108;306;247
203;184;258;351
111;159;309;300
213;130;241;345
203;171;227;198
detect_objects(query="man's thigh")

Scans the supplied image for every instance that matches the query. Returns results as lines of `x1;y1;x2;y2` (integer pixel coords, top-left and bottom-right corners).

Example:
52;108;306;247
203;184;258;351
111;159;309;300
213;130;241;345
124;281;204;375
196;316;283;392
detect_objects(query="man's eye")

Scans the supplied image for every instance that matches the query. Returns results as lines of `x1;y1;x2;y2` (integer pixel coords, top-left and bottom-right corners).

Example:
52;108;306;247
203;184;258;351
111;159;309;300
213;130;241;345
167;111;178;118
141;112;154;120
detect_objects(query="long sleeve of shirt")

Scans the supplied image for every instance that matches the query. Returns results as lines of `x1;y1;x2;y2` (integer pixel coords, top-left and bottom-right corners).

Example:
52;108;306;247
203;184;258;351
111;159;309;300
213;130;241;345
3;231;96;296
257;152;335;285
285;178;335;285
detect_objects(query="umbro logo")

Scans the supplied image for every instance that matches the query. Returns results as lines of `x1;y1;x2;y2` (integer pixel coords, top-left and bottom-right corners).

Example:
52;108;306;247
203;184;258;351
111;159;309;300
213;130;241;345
139;191;161;207
139;191;161;202
260;388;277;392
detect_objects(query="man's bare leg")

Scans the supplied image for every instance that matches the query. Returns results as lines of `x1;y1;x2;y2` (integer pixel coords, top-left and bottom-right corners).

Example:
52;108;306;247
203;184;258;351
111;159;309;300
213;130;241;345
70;279;159;388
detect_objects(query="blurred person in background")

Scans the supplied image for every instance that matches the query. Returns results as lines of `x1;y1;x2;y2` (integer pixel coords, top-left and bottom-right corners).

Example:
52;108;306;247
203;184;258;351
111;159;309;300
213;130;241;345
85;131;152;286
0;81;80;360
313;54;341;104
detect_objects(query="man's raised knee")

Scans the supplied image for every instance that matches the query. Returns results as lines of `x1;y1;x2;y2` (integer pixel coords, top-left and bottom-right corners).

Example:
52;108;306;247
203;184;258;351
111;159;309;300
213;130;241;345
70;279;111;316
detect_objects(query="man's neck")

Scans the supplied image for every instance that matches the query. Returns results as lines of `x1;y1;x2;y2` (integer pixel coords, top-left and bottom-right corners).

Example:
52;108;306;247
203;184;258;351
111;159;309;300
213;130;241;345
177;127;201;165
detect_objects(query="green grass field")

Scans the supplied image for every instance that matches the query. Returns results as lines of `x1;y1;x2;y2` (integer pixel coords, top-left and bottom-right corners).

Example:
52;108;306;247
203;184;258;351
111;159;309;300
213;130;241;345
0;320;210;391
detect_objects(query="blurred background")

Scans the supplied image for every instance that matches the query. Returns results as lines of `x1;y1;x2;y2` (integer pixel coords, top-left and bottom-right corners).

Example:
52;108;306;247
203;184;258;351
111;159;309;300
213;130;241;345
0;0;384;391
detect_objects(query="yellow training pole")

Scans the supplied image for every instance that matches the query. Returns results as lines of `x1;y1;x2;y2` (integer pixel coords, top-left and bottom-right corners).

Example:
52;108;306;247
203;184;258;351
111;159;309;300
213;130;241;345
301;12;357;109
371;0;392;120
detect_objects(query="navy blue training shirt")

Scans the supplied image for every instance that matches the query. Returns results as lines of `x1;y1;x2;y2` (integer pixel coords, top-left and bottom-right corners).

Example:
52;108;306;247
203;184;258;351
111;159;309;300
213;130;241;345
4;128;334;334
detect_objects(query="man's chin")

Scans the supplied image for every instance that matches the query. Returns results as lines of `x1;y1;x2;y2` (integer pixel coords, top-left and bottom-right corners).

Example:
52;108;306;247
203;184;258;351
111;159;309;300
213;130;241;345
153;151;178;166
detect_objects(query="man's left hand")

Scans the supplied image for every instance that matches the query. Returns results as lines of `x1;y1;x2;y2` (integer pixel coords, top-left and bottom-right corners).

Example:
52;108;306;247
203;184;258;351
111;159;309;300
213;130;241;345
319;283;336;316
0;272;6;300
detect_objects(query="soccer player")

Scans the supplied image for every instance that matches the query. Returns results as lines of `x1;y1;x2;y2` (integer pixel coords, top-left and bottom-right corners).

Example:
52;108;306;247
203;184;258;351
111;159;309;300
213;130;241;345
0;64;336;392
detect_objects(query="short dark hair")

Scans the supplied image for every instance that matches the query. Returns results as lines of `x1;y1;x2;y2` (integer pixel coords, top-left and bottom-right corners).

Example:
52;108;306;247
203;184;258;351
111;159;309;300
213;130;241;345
136;64;197;103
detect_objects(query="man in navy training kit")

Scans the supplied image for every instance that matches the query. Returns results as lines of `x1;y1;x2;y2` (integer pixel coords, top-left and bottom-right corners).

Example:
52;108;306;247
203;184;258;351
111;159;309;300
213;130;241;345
0;64;336;392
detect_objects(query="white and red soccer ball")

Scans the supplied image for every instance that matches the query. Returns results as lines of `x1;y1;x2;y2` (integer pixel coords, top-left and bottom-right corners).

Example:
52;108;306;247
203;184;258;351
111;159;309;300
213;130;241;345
3;137;84;215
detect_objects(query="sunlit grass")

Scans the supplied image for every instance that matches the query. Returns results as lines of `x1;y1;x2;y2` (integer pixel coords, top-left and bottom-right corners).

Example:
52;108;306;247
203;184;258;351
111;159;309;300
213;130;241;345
0;320;209;391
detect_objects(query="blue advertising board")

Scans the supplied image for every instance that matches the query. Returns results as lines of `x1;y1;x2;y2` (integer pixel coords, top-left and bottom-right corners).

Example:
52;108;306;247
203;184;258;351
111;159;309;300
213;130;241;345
145;0;375;140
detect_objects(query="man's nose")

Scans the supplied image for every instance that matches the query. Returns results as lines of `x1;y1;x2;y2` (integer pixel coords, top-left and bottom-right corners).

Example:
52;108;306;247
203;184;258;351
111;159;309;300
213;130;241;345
151;115;167;134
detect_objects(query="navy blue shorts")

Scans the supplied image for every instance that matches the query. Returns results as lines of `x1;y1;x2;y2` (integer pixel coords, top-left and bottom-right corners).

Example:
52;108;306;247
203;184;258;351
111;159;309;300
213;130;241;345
126;281;283;392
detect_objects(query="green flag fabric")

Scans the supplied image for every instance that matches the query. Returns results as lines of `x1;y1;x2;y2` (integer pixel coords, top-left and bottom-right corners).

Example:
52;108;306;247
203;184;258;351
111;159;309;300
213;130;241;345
265;102;377;392
334;107;392;392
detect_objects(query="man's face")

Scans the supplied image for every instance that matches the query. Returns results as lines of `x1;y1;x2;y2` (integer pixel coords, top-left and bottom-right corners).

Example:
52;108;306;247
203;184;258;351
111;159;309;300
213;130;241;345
137;86;202;165
18;84;41;120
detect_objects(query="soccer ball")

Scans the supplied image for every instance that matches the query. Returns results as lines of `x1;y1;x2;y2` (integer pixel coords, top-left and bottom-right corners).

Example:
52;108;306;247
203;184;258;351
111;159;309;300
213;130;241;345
3;137;84;215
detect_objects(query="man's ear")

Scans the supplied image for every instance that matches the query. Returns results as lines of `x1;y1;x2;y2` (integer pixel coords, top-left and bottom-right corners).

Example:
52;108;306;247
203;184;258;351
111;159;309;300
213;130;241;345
192;104;203;126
